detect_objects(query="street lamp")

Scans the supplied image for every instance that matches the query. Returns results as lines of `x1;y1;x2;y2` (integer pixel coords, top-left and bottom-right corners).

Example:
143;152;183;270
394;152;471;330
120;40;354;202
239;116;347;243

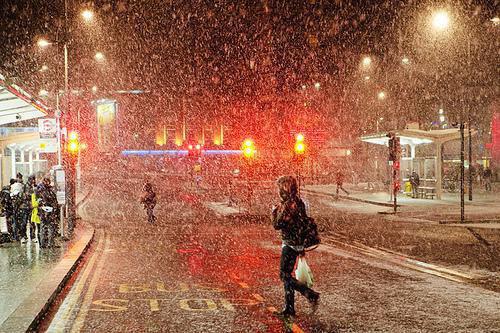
401;56;410;65
37;38;51;48
361;56;372;68
81;9;94;22
94;51;105;62
377;91;386;100
431;10;450;31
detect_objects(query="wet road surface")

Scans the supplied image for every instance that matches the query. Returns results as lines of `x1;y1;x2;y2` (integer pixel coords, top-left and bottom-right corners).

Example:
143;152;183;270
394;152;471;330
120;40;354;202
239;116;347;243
43;180;500;332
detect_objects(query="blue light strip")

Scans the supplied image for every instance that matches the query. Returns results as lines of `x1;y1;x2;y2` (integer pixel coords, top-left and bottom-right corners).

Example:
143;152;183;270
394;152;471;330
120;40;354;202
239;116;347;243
121;149;242;156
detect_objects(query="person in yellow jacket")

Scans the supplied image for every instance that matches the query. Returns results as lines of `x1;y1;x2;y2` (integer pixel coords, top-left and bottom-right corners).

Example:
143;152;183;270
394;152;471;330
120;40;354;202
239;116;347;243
31;191;40;243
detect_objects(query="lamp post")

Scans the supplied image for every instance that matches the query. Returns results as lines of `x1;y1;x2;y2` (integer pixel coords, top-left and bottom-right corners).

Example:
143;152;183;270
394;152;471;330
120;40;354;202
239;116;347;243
37;7;95;237
428;8;485;221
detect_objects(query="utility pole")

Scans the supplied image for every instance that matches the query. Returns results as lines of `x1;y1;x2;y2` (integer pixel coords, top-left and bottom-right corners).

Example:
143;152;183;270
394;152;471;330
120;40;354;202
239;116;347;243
467;40;473;202
460;122;465;223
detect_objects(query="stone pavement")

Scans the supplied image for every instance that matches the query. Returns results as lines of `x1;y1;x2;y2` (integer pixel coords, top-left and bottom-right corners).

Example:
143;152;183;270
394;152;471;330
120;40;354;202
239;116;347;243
303;183;500;225
0;189;94;333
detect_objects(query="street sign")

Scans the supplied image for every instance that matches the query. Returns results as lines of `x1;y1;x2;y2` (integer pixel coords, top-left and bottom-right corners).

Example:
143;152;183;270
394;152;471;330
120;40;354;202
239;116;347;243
38;118;57;139
56;191;66;205
38;118;58;153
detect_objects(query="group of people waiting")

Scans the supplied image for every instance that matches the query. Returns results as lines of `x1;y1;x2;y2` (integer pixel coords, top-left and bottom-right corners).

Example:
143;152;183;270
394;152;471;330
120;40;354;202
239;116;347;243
0;172;59;248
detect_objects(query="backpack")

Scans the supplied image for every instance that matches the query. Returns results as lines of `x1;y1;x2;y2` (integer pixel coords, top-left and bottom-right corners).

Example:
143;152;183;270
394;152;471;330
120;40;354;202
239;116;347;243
300;215;321;250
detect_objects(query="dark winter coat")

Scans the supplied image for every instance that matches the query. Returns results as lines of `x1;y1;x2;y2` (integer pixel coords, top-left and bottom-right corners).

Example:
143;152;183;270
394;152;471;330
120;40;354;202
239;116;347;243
410;172;420;187
36;183;58;225
141;190;157;209
272;196;307;247
0;186;13;218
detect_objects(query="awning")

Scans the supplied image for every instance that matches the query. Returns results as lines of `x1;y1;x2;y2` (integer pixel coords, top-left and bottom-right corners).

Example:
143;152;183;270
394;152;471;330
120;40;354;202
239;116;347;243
0;73;49;125
361;128;476;146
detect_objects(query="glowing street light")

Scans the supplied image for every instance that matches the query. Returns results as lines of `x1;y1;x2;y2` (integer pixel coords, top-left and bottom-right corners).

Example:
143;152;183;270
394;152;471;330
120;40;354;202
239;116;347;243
431;10;450;31
94;52;105;61
314;82;321;90
401;56;410;65
377;91;386;100
40;65;49;71
37;38;51;48
361;56;372;67
81;9;94;22
491;17;499;25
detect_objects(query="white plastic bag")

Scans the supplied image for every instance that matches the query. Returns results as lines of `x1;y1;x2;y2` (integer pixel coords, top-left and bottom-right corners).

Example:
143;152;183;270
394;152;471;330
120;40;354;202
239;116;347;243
295;256;314;288
0;216;8;234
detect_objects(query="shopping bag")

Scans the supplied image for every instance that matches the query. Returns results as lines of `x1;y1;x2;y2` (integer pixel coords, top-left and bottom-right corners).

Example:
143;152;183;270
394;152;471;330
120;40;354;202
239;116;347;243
0;216;8;234
295;257;314;288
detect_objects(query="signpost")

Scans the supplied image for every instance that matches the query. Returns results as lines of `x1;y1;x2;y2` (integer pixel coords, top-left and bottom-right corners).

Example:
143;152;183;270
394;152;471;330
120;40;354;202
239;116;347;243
387;132;401;213
38;118;58;153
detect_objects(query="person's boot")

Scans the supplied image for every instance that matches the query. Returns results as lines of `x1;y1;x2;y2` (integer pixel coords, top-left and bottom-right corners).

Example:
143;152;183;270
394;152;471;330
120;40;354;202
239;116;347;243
306;290;320;313
276;307;296;318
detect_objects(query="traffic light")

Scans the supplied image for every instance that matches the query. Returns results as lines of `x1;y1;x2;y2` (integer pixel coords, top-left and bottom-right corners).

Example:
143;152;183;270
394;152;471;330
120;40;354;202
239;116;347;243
387;132;400;162
294;133;306;155
67;130;80;155
242;139;256;159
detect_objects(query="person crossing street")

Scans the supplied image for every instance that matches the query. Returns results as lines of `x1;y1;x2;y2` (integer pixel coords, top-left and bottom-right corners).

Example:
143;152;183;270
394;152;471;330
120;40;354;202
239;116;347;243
140;181;157;224
272;175;320;318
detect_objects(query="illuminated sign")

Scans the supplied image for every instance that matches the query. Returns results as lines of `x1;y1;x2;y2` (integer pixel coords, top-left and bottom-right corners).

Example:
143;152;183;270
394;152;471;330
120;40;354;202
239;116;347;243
96;99;118;152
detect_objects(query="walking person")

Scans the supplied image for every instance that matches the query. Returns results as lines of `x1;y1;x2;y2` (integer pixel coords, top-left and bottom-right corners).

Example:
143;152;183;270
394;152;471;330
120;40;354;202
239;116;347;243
140;181;157;224
272;175;319;318
36;176;59;248
483;167;492;191
410;170;420;198
335;170;349;196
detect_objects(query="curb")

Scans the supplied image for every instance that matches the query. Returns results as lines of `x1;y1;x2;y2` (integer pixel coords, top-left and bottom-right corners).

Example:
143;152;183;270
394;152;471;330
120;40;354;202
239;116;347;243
302;189;402;208
0;227;95;333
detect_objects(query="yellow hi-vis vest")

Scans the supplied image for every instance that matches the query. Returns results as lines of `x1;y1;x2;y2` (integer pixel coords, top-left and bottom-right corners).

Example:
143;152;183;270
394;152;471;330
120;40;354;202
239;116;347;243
31;193;41;224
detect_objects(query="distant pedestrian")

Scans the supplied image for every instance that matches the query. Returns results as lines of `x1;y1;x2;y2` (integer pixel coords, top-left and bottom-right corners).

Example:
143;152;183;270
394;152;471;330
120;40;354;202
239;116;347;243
410;170;420;198
272;175;319;318
483;167;492;191
335;170;349;196
36;176;59;248
140;181;157;224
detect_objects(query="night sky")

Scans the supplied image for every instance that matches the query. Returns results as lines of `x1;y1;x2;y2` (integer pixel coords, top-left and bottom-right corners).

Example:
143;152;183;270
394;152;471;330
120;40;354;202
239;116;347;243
0;0;497;142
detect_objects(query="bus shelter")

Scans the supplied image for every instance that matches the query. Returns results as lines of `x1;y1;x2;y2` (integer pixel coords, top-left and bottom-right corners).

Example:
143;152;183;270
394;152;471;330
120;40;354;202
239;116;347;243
0;74;50;184
361;128;476;199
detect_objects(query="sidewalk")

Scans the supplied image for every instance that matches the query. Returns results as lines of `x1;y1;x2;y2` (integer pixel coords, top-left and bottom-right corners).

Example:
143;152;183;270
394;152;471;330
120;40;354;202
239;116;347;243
0;189;94;333
303;183;500;224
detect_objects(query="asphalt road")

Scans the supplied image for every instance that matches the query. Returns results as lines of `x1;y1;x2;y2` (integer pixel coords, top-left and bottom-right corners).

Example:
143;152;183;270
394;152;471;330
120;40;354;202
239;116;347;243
42;179;500;332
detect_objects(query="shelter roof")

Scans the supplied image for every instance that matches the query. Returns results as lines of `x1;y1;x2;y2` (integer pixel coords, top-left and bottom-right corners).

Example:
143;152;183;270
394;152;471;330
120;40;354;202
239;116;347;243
0;73;48;125
361;128;475;146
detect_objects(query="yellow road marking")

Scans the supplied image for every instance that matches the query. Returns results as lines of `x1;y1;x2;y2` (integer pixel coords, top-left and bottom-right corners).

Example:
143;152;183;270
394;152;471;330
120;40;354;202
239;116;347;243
179;299;217;311
48;230;105;332
71;233;110;332
238;282;249;289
